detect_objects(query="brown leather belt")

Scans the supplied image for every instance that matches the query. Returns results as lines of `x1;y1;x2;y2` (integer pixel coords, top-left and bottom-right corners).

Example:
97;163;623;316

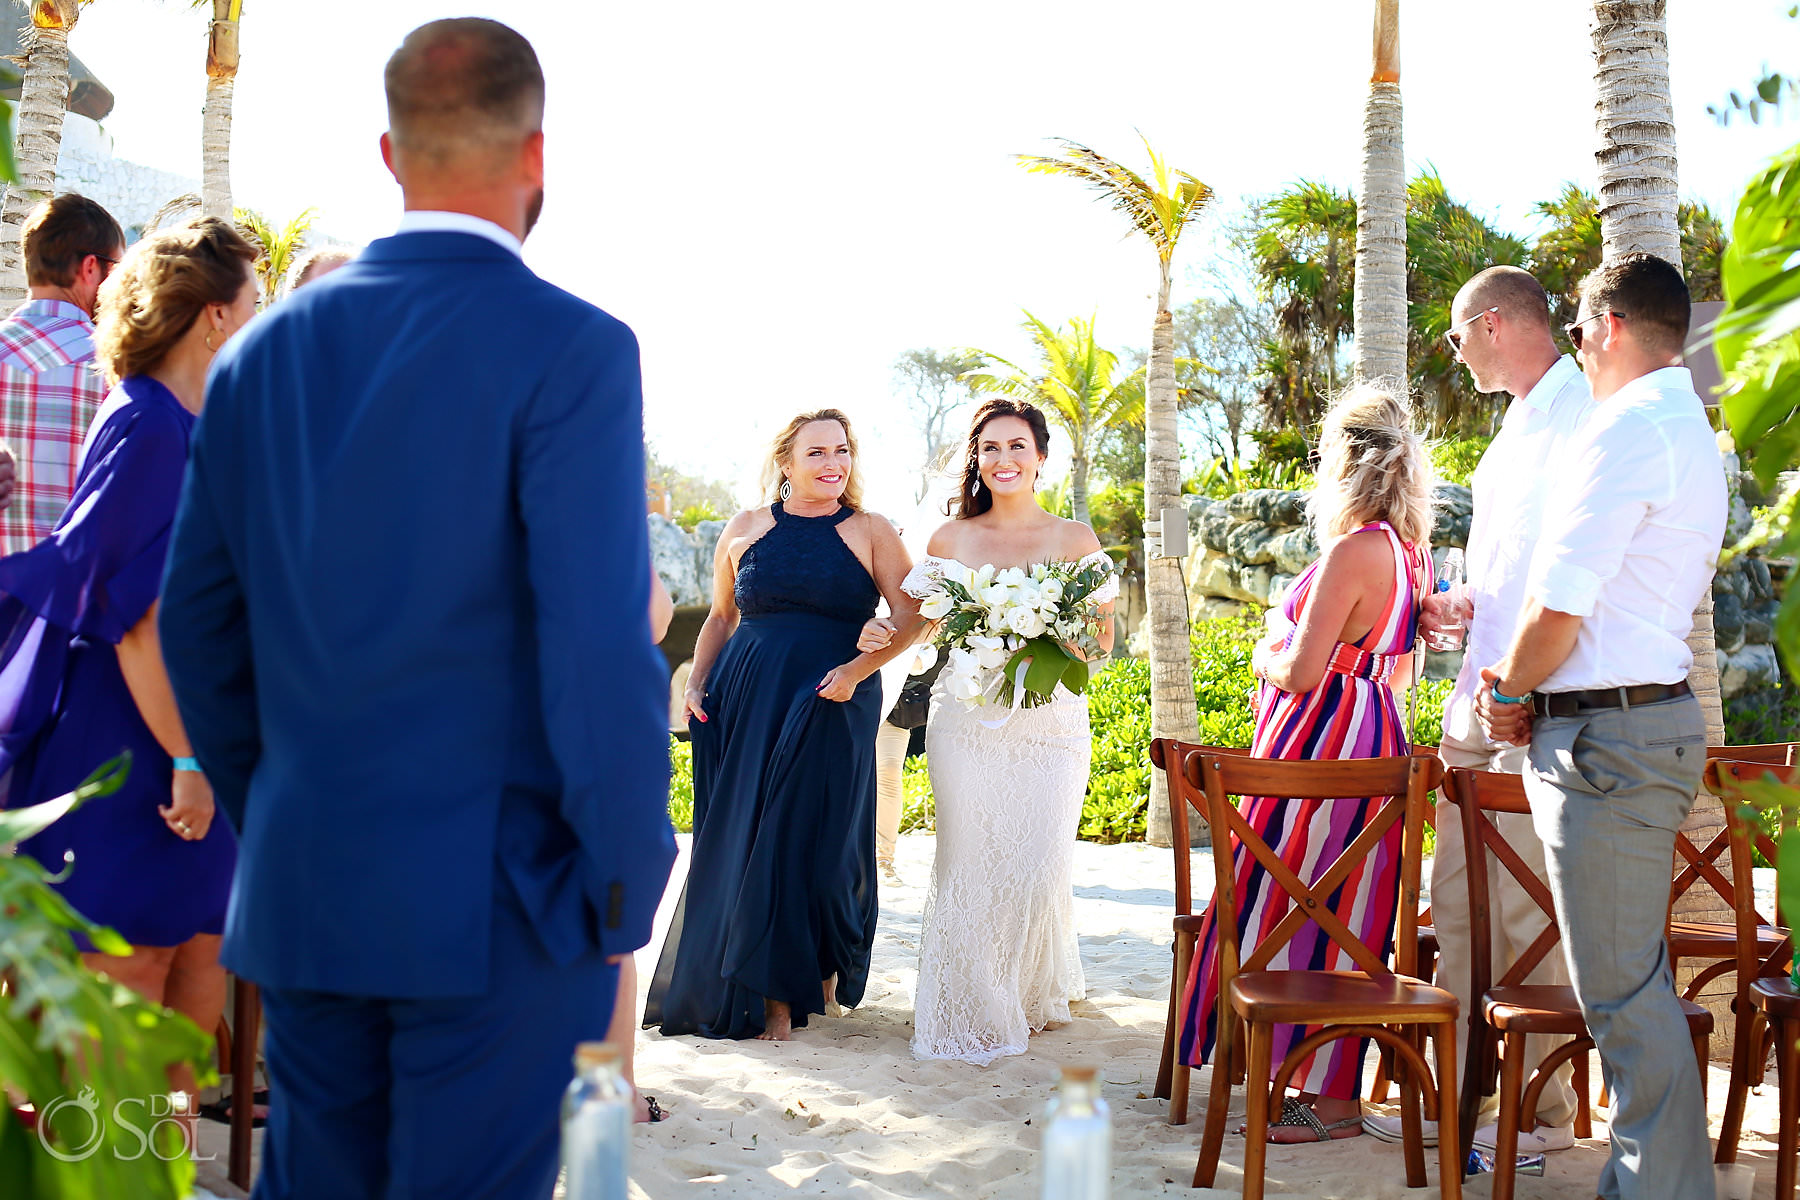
1529;680;1691;718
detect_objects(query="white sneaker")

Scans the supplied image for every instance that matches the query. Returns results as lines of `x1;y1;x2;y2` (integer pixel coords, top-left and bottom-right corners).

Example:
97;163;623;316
1473;1122;1575;1153
1362;1113;1437;1147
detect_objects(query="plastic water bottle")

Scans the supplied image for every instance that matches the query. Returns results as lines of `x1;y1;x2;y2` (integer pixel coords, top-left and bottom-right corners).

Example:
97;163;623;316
1042;1065;1110;1200
562;1041;631;1200
1426;547;1467;652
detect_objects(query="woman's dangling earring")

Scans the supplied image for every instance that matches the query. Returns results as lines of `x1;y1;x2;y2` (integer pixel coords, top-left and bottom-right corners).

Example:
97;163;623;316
972;476;982;497
779;478;792;501
204;329;220;353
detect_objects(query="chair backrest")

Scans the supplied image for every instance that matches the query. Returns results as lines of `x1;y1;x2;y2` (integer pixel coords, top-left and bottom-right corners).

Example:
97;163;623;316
1182;750;1443;996
1442;768;1565;1002
1703;757;1798;989
1149;738;1250;918
1671;743;1799;928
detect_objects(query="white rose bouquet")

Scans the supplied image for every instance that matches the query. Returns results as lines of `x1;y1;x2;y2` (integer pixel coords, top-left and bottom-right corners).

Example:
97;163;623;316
905;557;1116;714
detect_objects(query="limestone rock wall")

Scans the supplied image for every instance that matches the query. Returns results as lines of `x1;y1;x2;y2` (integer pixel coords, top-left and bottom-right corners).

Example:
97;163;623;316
649;513;724;609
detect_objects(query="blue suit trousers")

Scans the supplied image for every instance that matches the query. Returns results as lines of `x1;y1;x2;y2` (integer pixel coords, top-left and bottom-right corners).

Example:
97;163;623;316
252;880;618;1200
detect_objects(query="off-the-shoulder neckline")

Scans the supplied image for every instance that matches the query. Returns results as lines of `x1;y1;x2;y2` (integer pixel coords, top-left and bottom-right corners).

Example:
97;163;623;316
915;550;1112;570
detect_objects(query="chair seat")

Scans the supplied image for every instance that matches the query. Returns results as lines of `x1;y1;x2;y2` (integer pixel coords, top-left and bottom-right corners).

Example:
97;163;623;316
1485;984;1713;1037
1669;920;1791;964
1230;969;1455;1025
1752;976;1800;1018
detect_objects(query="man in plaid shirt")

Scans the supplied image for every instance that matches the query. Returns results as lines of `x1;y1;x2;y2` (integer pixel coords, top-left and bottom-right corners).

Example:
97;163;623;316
0;194;125;555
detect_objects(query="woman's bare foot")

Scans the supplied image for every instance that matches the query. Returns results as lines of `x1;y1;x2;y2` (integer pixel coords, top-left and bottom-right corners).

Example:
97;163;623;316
822;974;842;1017
757;999;793;1041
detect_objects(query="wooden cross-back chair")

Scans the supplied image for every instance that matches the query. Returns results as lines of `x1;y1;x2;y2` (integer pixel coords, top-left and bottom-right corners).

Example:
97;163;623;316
1149;737;1250;1125
1705;757;1800;1197
1669;744;1796;1009
1446;767;1713;1200
1186;749;1460;1199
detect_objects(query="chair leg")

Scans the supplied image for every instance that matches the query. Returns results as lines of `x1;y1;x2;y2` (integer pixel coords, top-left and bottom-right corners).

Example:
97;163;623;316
1398;1026;1427;1189
1717;998;1756;1165
1157;934;1188;1101
1491;1032;1527;1200
1435;1019;1462;1200
1166;932;1195;1121
1573;1048;1593;1140
229;978;260;1192
1695;1031;1712;1107
1458;1018;1487;1174
1369;1048;1393;1104
1240;1021;1272;1200
1193;1017;1236;1188
1776;1015;1800;1200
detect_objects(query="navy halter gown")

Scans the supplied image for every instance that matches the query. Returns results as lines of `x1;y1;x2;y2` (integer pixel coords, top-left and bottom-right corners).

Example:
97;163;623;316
644;502;882;1039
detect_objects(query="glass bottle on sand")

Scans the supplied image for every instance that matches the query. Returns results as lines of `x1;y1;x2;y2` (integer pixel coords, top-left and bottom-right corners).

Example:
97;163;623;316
1042;1064;1111;1200
562;1041;631;1200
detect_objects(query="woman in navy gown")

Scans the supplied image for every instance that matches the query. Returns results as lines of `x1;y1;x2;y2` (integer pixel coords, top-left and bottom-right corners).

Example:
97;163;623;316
0;217;260;1125
645;408;919;1041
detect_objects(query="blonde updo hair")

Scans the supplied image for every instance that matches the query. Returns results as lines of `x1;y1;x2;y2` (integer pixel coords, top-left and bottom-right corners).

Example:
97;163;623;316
1308;384;1434;547
94;216;258;386
760;408;863;511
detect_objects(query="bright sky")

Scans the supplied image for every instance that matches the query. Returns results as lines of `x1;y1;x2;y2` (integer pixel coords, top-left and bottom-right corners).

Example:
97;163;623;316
64;0;1800;516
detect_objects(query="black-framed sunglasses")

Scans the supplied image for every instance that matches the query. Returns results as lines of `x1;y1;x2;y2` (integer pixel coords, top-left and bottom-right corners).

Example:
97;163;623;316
1564;310;1623;353
90;253;118;279
1443;305;1499;354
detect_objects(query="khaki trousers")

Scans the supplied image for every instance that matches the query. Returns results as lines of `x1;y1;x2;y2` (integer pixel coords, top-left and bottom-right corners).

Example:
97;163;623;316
875;720;909;866
1432;707;1579;1128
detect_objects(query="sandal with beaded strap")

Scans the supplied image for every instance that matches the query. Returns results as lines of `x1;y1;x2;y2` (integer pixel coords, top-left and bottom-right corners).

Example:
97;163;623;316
1261;1096;1364;1142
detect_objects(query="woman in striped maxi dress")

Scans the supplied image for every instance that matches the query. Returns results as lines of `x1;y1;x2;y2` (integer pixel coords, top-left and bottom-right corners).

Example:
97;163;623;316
1178;385;1434;1144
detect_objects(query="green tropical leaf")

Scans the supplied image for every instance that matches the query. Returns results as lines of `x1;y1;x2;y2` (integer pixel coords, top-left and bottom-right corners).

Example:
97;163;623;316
0;754;131;850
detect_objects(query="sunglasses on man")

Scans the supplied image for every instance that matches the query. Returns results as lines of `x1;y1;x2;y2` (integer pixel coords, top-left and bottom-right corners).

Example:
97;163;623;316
1564;310;1624;353
1443;305;1499;354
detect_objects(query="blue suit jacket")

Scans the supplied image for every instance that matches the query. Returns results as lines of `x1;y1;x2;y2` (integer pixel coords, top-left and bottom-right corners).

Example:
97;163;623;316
159;231;676;997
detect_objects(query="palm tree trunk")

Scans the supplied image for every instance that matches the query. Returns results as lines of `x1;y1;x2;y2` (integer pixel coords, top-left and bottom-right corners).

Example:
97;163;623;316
1145;261;1203;847
0;10;77;311
1590;0;1727;1050
1070;449;1092;529
201;1;241;222
1591;1;1680;264
1353;0;1407;389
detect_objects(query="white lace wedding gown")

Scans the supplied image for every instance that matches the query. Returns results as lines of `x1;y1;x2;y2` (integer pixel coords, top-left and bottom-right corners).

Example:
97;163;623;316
904;553;1116;1064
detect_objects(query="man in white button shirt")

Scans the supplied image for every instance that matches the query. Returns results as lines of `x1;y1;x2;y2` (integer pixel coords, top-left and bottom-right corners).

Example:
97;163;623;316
1365;266;1592;1153
1477;253;1725;1200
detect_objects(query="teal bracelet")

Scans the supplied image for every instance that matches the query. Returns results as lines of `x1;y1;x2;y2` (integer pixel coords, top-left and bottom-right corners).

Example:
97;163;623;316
1489;681;1530;707
173;756;201;773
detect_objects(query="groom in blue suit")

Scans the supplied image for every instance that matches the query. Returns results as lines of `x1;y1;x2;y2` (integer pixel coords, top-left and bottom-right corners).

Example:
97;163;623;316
158;18;675;1199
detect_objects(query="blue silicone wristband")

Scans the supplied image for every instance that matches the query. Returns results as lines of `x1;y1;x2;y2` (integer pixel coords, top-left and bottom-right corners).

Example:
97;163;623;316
1489;681;1529;707
173;756;201;773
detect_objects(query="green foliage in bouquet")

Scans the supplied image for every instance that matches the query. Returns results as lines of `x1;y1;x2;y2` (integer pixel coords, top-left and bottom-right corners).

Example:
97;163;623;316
0;755;219;1200
925;558;1116;711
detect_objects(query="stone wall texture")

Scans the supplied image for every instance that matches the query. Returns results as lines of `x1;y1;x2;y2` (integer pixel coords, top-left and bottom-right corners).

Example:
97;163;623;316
54;116;199;239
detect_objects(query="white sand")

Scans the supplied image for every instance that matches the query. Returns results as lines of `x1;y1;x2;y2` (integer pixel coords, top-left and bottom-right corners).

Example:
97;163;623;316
626;833;1788;1199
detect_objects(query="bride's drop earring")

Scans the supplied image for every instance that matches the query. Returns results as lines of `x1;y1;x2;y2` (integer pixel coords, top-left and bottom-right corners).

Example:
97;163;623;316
972;477;982;496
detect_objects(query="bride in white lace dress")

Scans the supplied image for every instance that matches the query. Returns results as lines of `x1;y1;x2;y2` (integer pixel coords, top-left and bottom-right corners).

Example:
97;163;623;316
863;399;1116;1065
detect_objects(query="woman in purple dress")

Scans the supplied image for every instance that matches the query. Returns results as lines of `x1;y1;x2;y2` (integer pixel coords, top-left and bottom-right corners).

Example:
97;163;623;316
0;217;260;1132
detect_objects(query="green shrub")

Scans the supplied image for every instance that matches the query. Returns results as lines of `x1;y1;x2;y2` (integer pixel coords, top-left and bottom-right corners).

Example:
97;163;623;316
1189;455;1314;500
675;501;723;530
669;736;694;832
900;755;936;832
1431;436;1493;487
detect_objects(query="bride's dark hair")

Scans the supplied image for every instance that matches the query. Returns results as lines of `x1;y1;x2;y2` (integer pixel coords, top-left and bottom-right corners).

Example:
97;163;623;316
950;398;1052;519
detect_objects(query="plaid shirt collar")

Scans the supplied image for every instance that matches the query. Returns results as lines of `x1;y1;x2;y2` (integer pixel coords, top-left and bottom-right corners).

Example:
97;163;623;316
0;299;96;373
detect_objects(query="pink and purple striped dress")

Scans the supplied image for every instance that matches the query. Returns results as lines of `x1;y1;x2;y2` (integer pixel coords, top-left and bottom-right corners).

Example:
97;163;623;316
1177;521;1429;1100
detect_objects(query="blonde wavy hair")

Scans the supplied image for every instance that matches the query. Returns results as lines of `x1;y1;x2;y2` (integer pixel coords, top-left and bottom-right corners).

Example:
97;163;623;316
94;216;257;387
760;408;863;511
1307;384;1434;546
